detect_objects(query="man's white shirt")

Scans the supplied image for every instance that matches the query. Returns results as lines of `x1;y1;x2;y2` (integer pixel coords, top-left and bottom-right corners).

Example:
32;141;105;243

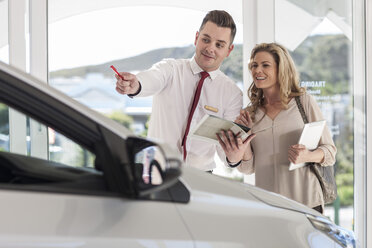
135;57;243;171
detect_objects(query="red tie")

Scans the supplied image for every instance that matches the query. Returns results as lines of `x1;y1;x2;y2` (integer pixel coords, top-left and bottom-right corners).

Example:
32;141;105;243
182;71;210;160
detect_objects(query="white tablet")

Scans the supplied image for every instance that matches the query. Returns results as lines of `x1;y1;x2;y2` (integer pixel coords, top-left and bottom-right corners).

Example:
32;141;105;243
289;120;326;171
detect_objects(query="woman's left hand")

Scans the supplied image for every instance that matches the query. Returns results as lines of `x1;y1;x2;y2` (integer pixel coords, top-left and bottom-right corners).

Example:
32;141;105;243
288;144;311;164
217;130;255;164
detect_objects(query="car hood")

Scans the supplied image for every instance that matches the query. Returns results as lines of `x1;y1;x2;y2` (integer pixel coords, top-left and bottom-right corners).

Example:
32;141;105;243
181;166;323;217
240;181;323;216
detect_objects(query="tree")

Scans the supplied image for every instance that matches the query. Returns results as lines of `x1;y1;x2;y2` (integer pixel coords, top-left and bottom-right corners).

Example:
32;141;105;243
105;110;133;130
0;103;9;134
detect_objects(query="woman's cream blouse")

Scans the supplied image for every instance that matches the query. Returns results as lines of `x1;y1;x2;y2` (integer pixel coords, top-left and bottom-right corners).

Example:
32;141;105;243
238;93;337;208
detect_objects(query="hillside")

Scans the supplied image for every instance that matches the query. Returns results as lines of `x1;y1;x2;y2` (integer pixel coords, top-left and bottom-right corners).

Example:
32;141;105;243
50;34;350;92
50;44;244;82
50;46;195;79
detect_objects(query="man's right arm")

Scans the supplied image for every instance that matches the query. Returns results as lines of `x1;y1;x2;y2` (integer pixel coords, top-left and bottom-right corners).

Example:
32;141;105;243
134;59;174;97
115;59;174;97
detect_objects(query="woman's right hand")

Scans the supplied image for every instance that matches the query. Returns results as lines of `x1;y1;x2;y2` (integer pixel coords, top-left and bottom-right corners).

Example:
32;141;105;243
217;130;255;164
235;109;253;129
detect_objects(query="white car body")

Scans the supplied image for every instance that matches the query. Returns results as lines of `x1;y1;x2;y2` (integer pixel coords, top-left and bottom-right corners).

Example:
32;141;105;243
0;168;346;248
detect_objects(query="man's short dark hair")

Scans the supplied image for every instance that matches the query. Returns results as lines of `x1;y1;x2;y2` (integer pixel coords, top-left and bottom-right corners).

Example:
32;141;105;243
199;10;237;44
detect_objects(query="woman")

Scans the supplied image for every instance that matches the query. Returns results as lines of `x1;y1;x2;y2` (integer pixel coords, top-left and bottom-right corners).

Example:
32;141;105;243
217;43;336;213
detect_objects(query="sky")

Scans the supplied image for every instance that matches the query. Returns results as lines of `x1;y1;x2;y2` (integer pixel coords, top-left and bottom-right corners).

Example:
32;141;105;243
48;6;243;71
0;5;342;71
47;5;342;71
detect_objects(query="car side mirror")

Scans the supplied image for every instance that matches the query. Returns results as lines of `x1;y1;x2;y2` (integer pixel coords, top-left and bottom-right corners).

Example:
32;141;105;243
127;137;182;197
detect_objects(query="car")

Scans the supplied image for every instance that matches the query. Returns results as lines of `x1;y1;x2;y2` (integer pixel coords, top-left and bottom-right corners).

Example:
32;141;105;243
0;61;358;248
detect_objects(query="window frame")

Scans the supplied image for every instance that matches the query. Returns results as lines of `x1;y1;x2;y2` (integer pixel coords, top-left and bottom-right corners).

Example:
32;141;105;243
367;0;372;245
353;0;368;247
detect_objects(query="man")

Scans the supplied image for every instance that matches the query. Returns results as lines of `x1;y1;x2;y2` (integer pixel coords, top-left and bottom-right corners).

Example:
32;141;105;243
115;10;243;171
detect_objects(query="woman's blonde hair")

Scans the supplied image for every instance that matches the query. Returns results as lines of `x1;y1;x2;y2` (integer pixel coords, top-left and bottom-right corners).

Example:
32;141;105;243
246;43;305;120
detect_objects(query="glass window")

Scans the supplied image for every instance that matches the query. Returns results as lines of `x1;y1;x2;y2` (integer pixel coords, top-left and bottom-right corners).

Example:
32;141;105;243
49;128;95;168
0;103;9;152
275;0;353;230
48;5;243;133
0;101;99;195
0;101;95;168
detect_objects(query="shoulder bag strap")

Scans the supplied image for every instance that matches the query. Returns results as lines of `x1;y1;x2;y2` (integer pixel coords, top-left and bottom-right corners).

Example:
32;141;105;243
295;96;309;124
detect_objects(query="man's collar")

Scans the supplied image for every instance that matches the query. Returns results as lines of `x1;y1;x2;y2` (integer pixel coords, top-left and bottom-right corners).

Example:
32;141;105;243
190;56;219;80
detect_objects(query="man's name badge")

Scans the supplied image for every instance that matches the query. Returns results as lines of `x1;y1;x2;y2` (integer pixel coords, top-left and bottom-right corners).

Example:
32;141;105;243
204;105;218;113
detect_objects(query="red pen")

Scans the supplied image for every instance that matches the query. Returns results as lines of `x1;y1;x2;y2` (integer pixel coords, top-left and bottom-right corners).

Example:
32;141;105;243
110;65;125;80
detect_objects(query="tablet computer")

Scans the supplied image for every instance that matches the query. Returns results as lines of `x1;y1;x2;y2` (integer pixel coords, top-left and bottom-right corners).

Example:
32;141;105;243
289;120;326;171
